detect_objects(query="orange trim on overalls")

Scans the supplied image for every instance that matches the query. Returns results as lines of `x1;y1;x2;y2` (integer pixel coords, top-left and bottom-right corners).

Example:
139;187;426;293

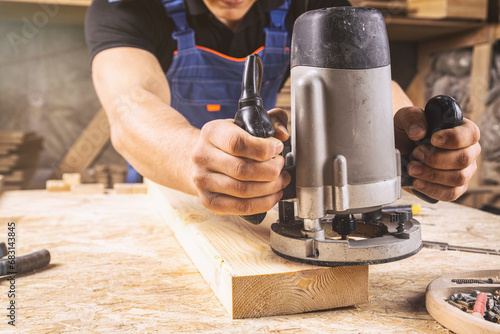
206;104;221;112
173;45;289;60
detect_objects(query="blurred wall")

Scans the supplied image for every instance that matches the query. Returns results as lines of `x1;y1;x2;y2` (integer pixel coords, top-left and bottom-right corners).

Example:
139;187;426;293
0;3;123;176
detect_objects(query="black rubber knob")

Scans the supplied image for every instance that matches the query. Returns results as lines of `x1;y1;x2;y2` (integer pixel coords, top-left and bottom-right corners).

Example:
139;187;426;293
401;95;463;203
234;54;274;225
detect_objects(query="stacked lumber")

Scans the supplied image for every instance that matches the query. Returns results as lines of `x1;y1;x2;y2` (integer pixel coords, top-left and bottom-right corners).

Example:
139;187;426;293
46;172;106;194
0;131;43;190
92;164;127;188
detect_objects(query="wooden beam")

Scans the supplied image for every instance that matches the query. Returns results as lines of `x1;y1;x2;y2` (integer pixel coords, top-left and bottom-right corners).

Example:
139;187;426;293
147;180;369;319
420;26;490;55
407;0;488;20
469;43;493;124
406;47;432;108
52;108;110;178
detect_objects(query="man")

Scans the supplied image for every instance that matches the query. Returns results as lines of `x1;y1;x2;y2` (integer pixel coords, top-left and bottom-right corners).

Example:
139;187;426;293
85;0;481;216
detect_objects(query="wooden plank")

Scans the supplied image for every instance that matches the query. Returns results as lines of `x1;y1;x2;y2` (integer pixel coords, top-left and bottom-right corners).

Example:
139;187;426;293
46;179;70;192
52;108;110;178
421;26;490;55
406;45;432;108
469;43;493;124
62;173;81;187
426;269;500;334
352;0;410;13
0;130;37;144
469;42;493;187
386;17;485;42
147;180;369;319
407;0;488;20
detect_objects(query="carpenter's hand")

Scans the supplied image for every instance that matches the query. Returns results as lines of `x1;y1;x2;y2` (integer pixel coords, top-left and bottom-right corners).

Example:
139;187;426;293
192;108;290;215
394;106;481;201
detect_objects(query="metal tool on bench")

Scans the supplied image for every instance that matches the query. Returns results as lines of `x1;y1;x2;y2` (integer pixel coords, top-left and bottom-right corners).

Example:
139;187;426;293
235;7;463;266
0;242;51;277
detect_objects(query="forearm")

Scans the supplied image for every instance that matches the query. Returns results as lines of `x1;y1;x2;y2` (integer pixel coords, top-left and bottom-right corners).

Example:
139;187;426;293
108;88;200;195
92;47;199;195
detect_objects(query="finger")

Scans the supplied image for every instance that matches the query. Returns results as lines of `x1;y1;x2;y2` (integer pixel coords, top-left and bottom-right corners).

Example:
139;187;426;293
268;108;290;142
430;118;481;149
412;142;481;170
202;120;283;161
394;106;427;154
196;171;291;199
194;148;285;181
412;179;468;202
199;190;283;215
408;160;477;187
394;106;428;141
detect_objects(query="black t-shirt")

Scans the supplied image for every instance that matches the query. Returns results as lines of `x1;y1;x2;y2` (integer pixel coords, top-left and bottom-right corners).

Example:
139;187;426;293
85;0;351;73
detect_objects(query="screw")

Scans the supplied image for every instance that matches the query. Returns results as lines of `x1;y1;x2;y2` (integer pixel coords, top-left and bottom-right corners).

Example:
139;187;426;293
447;299;467;312
451;278;494;284
488;298;495;310
486;310;500;323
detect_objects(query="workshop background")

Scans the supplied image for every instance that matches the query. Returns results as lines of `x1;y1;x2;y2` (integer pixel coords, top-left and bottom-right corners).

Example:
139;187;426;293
0;0;499;211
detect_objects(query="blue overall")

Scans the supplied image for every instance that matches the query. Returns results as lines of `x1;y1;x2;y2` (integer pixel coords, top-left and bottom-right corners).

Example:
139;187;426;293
127;0;291;182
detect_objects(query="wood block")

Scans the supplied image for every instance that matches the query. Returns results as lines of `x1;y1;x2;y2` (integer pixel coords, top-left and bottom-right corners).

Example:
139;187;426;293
0;131;37;144
407;0;488;20
71;183;105;195
114;183;147;194
52;108;110;178
147;180;369;319
62;173;81;187
46;180;70;192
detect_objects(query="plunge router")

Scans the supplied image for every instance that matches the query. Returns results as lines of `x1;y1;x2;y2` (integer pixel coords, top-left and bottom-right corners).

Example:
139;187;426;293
234;7;463;266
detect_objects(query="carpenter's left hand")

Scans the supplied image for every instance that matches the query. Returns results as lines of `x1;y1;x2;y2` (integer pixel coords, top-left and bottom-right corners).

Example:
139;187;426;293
394;106;481;201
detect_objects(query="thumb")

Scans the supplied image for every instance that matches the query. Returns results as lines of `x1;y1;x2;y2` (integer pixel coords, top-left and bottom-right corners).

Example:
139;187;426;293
394;106;428;141
268;108;289;142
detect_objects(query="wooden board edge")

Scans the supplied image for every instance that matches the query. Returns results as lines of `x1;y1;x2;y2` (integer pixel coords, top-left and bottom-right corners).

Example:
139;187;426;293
147;180;235;314
147;180;369;319
232;266;369;319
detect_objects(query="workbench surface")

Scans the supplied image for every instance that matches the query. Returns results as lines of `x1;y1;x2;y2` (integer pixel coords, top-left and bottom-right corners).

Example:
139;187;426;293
0;190;499;333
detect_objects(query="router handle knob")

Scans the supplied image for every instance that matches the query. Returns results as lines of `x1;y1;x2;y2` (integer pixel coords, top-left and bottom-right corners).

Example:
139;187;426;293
401;95;463;203
234;54;275;225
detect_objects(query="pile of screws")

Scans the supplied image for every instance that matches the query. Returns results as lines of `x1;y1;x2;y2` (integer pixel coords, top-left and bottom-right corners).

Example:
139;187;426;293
446;288;500;324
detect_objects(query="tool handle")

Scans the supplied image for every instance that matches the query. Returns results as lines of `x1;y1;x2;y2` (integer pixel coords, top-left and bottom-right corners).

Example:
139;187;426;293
401;95;463;203
0;249;51;276
234;55;275;225
234;54;275;138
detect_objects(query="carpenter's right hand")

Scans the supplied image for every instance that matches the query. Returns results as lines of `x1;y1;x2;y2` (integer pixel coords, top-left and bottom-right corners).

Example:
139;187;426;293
192;108;291;215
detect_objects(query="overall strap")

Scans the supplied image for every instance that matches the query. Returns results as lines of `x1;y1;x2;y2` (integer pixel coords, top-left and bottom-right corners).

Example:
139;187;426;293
161;0;196;51
264;0;291;49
